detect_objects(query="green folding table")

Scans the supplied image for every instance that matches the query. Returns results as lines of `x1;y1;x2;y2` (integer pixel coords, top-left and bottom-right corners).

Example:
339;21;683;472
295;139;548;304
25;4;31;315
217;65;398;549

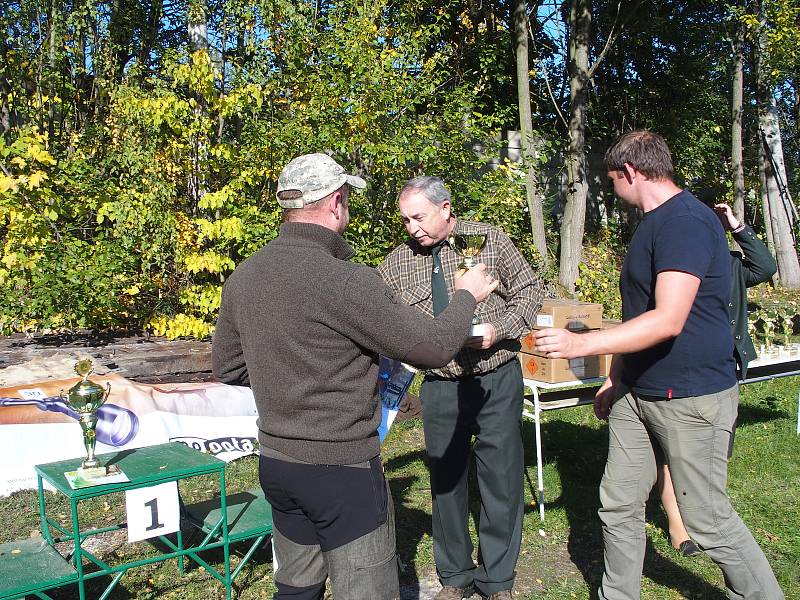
182;487;273;584
0;536;77;600
32;442;234;600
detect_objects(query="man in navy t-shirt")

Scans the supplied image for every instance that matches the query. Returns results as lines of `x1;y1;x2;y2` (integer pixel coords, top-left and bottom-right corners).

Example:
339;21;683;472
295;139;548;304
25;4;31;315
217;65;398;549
534;131;782;600
619;188;736;397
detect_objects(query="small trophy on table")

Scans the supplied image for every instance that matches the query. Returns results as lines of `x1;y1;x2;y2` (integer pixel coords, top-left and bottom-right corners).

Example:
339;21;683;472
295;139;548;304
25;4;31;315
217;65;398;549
60;359;112;478
449;233;489;339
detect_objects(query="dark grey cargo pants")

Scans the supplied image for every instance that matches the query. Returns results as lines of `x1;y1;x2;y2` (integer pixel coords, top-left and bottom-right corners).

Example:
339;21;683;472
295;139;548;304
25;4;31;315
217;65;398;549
259;453;399;600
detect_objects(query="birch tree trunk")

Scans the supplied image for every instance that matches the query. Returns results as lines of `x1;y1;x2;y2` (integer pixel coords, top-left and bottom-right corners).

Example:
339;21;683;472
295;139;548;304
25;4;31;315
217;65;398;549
188;0;209;52
731;20;745;224
47;0;57;141
758;99;799;287
756;5;800;288
187;0;209;209
513;0;549;267
559;0;591;292
758;140;775;265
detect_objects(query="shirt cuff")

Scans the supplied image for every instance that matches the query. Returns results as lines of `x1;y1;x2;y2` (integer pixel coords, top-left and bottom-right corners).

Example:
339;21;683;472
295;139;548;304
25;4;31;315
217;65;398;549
491;318;510;341
732;224;746;234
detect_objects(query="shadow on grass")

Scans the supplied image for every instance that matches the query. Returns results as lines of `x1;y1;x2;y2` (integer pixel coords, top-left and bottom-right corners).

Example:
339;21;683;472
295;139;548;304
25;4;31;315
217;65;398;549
524;418;726;599
737;397;790;425
385;448;433;594
44;529;273;599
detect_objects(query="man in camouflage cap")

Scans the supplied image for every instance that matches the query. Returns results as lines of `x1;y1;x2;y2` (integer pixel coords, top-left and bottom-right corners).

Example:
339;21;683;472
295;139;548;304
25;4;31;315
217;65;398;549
213;153;498;599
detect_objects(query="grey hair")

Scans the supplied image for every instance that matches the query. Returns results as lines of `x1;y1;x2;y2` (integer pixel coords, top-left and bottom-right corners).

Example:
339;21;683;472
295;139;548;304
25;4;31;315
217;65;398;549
399;176;451;206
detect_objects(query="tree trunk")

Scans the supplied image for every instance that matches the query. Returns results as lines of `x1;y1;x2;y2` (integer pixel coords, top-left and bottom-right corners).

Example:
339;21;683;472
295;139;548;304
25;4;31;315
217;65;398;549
513;0;549;267
109;0;137;80
138;0;163;79
757;6;800;288
47;0;57;141
187;0;210;209
188;0;209;53
74;21;87;135
758;99;799;287
731;20;745;224
757;139;773;232
559;0;591;293
0;41;12;135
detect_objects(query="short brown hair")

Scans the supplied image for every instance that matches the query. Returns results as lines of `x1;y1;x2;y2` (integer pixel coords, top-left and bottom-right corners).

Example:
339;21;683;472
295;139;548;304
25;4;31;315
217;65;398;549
604;130;674;180
280;184;347;222
277;189;304;202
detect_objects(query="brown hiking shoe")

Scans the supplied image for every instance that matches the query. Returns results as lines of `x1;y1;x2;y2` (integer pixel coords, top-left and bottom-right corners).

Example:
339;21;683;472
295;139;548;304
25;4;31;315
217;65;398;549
486;591;513;600
434;586;473;600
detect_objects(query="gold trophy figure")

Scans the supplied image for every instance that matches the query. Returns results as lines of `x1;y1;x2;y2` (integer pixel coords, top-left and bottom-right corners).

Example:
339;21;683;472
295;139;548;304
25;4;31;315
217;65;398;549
61;359;111;478
449;233;489;338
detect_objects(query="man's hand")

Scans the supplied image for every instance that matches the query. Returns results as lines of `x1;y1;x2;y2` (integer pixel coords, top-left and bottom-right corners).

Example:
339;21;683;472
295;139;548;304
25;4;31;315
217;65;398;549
594;377;615;421
533;328;587;359
464;323;497;349
453;263;499;303
713;203;740;231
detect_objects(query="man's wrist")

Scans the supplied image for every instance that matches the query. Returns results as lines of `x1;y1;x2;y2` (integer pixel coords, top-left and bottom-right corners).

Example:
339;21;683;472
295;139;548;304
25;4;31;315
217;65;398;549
732;223;745;234
580;329;604;356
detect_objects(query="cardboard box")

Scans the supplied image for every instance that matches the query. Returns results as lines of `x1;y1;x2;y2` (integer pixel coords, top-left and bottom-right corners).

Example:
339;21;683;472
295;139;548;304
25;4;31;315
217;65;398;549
519;327;598;355
598;319;621;375
519;330;538;353
533;299;603;331
518;352;602;383
599;352;612;377
518;334;614;377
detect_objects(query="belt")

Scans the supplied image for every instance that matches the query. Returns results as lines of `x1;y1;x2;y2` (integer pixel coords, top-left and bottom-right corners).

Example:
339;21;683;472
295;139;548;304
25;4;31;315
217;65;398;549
423;359;514;382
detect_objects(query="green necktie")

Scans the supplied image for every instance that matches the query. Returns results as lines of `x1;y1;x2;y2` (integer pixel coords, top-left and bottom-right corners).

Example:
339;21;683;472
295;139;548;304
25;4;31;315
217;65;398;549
431;244;449;316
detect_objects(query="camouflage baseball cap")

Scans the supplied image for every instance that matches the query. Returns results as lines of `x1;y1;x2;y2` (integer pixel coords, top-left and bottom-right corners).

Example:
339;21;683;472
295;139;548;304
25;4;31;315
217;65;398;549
276;153;367;208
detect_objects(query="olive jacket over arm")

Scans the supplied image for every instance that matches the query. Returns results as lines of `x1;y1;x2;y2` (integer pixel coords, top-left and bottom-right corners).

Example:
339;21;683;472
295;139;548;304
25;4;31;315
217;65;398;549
212;222;477;465
730;225;777;377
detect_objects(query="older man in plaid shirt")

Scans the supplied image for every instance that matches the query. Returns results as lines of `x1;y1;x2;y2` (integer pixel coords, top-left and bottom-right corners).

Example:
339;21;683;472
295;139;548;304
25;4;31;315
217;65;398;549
378;176;544;600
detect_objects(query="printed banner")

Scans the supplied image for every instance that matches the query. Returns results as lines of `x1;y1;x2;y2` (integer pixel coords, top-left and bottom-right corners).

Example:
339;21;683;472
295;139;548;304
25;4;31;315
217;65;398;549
0;374;399;496
0;374;258;496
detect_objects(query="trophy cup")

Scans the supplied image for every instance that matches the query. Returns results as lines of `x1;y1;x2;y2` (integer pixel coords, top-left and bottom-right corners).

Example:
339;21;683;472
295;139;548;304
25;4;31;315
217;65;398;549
449;233;488;338
449;233;488;277
60;359;112;478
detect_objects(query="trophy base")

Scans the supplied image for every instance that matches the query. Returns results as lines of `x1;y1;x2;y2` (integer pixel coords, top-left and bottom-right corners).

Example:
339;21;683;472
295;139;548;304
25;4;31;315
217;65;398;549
77;465;109;479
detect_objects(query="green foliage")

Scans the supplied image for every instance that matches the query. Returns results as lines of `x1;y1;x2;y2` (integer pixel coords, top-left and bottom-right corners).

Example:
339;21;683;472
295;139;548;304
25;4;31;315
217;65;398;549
0;126;177;332
457;160;550;271
6;0;795;337
575;236;623;320
0;1;549;338
737;0;800;86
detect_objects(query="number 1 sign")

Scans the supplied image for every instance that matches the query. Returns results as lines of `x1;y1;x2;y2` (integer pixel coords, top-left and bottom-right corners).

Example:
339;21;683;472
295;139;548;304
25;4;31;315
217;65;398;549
125;481;180;542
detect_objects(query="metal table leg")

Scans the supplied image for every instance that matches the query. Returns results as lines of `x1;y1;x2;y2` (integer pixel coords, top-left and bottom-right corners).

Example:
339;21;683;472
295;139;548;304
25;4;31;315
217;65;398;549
533;384;545;522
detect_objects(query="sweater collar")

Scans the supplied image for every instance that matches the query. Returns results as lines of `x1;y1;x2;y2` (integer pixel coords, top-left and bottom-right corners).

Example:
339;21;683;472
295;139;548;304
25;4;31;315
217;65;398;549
279;222;355;260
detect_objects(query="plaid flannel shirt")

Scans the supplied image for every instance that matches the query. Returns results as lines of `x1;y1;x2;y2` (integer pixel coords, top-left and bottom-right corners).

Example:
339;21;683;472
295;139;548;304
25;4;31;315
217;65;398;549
377;219;544;378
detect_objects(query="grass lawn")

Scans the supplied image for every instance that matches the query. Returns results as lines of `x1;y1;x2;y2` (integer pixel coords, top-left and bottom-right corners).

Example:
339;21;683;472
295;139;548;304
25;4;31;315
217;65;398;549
1;377;798;599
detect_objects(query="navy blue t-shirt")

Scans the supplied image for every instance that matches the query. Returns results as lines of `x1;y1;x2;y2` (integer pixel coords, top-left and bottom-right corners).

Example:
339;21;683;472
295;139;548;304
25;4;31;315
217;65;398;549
620;190;736;397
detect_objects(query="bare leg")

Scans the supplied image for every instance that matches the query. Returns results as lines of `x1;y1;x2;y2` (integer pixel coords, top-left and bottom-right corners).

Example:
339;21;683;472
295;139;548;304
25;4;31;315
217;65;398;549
657;463;691;550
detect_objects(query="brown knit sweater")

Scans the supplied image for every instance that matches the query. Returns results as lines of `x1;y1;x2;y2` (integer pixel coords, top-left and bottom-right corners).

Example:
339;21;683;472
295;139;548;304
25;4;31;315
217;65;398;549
212;222;477;464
